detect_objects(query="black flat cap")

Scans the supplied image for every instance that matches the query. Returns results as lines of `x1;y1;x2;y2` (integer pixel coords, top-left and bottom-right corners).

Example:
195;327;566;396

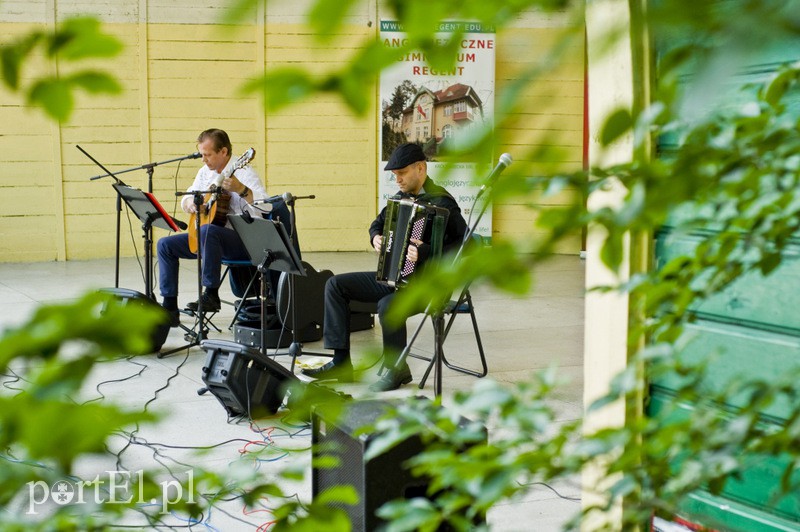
384;143;426;170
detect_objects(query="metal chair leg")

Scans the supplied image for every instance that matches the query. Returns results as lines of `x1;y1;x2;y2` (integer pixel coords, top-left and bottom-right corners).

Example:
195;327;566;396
416;289;488;388
227;272;259;329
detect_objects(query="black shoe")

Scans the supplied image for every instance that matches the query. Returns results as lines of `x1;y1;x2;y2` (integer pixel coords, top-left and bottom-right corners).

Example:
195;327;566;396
301;360;354;382
186;291;221;312
369;365;412;392
166;309;180;328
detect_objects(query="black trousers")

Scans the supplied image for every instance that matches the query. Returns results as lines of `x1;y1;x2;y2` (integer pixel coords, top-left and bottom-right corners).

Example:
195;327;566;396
323;271;416;367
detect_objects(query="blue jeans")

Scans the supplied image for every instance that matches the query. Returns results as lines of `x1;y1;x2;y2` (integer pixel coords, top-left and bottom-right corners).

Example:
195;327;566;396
157;224;250;298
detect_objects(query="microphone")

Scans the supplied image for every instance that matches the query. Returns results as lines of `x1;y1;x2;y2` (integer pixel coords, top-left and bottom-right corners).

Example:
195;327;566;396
489;153;513;180
252;194;284;206
476;153;513;198
252;192;316;206
188;152;202;159
281;192;316;204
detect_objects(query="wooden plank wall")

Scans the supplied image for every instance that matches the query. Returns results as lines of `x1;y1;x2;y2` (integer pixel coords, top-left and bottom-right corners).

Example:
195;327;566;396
264;0;377;251
0;1;584;262
495;15;585;253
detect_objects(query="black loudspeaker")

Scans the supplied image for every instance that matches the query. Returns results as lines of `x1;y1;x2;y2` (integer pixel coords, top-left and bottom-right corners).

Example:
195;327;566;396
199;339;299;417
99;288;170;354
275;261;375;340
312;400;485;530
312;400;426;531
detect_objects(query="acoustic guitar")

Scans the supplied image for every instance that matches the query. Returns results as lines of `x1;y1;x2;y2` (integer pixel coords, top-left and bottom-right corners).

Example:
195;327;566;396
187;147;256;253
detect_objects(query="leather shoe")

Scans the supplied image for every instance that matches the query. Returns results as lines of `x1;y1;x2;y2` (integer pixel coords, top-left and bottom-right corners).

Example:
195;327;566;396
369;364;412;392
166;309;180;328
186;291;221;312
301;360;353;383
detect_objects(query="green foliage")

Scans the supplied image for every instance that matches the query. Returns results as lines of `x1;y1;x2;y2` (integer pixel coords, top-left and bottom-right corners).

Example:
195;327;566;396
367;373;581;530
0;16;123;121
0;294;311;530
232;0;800;529
270;485;357;531
4;0;800;530
601;108;634;146
0;294;160;522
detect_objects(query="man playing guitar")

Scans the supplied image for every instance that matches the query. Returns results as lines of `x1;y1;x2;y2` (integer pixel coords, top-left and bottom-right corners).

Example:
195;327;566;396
157;128;282;326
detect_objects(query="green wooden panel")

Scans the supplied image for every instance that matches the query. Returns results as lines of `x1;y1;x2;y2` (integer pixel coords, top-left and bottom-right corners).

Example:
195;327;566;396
651;1;800;528
655;230;800;334
651;319;800;420
679;490;800;532
648;390;800;527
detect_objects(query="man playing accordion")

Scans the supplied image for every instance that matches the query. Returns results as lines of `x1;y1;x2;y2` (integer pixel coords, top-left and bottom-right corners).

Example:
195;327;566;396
302;143;468;391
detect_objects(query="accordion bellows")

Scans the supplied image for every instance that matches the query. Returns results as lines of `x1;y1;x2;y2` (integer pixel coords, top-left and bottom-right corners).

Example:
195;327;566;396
376;198;449;287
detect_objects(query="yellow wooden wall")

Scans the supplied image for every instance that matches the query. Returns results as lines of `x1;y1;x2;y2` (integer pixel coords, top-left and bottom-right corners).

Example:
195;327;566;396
495;19;585;253
0;1;583;262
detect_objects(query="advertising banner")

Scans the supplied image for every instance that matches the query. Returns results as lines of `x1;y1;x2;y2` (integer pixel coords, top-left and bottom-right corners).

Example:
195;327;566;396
379;20;496;239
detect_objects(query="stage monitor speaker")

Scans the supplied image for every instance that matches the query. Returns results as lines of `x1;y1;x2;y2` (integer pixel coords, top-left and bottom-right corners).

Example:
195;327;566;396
99;287;170;354
312;399;485;531
200;339;299;417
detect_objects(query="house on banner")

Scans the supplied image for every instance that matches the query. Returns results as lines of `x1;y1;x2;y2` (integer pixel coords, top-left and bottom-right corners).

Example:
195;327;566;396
401;83;485;154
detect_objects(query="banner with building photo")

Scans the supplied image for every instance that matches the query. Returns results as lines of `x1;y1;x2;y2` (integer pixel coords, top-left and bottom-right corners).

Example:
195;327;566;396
379;20;496;240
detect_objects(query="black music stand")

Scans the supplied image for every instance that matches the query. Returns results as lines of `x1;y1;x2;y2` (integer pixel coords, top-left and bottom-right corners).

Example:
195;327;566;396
228;214;306;368
112;184;184;300
272;194;330;365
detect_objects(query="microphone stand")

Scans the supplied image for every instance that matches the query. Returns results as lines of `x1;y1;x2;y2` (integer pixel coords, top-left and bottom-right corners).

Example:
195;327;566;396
279;194;325;371
81;146;201;290
77;145;126;287
159;190;211;358
88;153;201;185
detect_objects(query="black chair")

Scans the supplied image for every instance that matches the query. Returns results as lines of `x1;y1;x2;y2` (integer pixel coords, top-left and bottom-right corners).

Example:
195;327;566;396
408;286;487;388
401;233;489;390
221;199;300;329
220;258;260;328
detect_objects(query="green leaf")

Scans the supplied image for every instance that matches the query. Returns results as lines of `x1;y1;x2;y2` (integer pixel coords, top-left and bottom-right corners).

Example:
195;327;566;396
67;71;123;94
601;108;634;146
28;78;73;122
1;33;43;90
314;485;360;506
220;0;258;26
600;230;624;271
378;497;440;532
1;46;21;89
273;509;353;532
309;0;362;39
764;67;799;108
241;69;317;113
1;395;155;469
53;17;123;60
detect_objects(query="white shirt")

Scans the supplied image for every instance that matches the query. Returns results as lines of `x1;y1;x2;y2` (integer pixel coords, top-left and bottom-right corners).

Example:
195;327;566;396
180;159;268;228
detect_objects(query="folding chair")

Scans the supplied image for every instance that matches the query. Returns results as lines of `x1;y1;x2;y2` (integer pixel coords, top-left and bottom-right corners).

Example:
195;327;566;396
159;306;221;358
408;285;488;388
220;259;260;328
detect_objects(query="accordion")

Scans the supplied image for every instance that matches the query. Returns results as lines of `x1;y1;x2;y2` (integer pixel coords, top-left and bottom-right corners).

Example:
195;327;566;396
376;197;449;287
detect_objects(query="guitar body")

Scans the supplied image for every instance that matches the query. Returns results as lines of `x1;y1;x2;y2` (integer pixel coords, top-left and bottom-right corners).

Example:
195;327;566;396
187;191;232;253
185;148;255;254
